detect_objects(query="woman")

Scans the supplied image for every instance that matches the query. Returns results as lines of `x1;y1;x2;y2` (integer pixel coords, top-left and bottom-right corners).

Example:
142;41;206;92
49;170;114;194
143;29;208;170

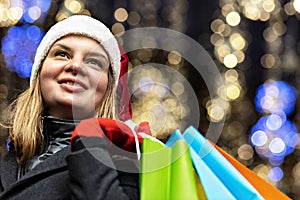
0;15;140;199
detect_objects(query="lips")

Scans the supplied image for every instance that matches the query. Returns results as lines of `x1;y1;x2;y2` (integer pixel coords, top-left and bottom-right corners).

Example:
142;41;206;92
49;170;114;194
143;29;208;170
58;77;87;92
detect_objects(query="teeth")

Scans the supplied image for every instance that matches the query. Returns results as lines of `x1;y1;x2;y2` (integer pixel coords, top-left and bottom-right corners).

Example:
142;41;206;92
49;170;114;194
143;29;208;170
66;81;74;85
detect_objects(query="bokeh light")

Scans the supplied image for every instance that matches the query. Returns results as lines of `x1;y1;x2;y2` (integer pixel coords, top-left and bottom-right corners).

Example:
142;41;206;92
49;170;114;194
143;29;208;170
255;80;297;116
238;144;254;161
114;8;128;22
64;0;83;14
293;0;300;13
11;0;51;24
226;11;241;26
251;130;268;147
1;25;44;77
268;167;284;182
206;97;229;122
250;115;298;166
129;63;197;139
253;164;270;183
223;53;238;68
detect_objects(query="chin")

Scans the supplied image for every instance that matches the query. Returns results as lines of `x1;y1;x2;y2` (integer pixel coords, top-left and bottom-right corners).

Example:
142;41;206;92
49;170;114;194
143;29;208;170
71;106;95;119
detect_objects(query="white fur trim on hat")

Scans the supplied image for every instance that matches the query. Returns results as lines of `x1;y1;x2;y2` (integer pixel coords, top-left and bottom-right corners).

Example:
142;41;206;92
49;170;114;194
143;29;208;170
30;15;120;86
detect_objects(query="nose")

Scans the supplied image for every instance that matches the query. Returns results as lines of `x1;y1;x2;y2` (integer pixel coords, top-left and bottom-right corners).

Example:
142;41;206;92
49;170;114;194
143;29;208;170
65;57;86;75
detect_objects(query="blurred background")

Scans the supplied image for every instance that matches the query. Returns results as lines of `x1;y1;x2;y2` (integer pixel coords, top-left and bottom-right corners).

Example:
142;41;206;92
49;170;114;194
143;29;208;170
0;0;300;198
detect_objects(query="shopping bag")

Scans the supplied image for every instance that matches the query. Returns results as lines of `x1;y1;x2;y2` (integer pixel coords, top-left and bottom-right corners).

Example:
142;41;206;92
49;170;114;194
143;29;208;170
140;136;202;200
182;126;264;200
166;130;207;200
214;144;292;200
167;130;235;200
140;137;170;200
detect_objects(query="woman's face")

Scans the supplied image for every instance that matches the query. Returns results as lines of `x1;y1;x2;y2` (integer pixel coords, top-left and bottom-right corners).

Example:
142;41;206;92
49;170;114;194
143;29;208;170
40;35;110;119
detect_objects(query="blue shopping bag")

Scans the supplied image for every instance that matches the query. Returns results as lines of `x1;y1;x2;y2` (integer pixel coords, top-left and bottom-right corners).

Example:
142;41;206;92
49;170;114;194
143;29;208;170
180;126;264;200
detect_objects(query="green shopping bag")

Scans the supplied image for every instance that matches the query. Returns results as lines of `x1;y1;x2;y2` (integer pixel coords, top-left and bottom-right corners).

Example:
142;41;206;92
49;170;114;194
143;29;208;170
140;136;206;200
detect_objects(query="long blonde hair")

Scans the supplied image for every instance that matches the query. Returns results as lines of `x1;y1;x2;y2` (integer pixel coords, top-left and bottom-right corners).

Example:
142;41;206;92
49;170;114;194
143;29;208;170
3;67;116;164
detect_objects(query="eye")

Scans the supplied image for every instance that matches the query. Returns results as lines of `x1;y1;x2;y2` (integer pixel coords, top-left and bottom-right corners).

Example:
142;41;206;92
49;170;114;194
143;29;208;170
54;51;69;58
85;59;105;70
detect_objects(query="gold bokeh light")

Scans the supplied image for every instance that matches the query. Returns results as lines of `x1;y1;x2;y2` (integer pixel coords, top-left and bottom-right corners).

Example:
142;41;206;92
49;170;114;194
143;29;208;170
224;54;238;68
226;11;241;26
114;8;128;22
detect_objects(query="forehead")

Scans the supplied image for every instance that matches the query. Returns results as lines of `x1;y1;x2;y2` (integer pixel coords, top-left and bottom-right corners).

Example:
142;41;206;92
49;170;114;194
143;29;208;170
51;35;107;54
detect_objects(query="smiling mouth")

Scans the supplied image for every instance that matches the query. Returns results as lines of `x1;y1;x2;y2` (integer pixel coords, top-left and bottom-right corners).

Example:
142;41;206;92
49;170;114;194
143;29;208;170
65;81;75;85
58;80;87;92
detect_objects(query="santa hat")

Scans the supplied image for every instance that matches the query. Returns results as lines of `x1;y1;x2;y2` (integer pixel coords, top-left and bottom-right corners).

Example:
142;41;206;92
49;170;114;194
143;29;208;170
30;15;120;87
118;45;132;120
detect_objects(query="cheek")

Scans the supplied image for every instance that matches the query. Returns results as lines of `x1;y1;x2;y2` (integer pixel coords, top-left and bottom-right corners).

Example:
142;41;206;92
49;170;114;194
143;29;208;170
39;63;57;83
40;69;48;89
40;68;53;90
95;75;109;94
94;73;109;103
39;63;59;99
39;71;52;103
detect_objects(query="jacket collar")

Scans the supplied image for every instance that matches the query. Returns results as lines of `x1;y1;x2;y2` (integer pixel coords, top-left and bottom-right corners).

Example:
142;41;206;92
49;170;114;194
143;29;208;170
42;116;80;143
21;116;78;175
0;116;78;190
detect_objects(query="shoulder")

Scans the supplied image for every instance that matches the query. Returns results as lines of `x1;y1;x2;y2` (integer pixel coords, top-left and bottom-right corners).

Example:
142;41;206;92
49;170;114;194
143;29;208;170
1;150;17;165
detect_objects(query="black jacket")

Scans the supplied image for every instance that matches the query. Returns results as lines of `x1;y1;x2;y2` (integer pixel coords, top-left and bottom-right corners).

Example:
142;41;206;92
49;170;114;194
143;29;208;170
0;117;139;200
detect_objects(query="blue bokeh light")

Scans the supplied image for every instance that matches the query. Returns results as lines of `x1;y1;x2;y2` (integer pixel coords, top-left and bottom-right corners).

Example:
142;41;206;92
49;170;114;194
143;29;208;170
250;115;298;164
268;167;284;182
254;80;297;116
35;0;52;12
14;57;33;78
26;25;41;40
1;25;44;78
139;77;154;92
269;138;286;155
266;114;282;131
251;130;268;146
23;8;36;24
1;38;17;57
9;0;51;23
7;26;23;40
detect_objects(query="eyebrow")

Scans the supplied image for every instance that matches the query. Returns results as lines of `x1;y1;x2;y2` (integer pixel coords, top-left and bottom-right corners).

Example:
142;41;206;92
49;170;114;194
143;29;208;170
88;52;109;62
52;43;109;62
53;43;71;51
